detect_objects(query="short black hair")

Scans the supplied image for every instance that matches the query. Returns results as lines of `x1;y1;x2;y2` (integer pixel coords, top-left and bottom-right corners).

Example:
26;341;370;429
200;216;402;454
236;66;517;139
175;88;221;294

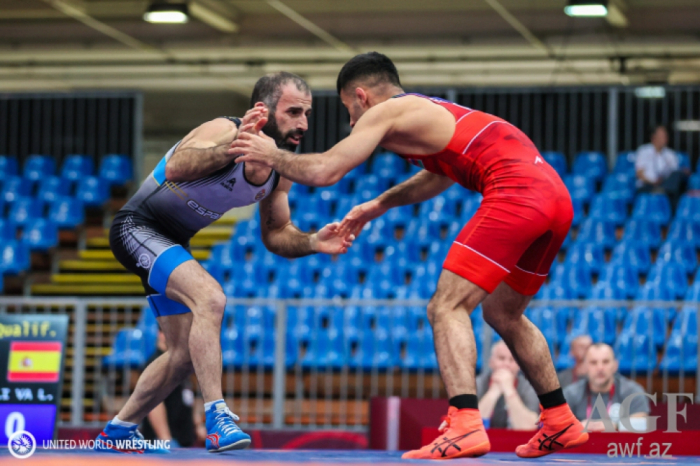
647;124;667;141
250;72;310;113
336;52;401;95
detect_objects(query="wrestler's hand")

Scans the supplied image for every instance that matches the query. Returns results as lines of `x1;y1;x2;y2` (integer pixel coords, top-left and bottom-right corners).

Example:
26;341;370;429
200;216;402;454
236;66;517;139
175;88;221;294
338;199;388;237
228;130;279;167
238;103;268;136
311;222;356;255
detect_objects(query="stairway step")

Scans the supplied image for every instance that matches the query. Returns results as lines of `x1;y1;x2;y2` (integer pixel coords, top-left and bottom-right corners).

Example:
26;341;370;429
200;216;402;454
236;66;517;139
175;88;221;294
79;249;209;261
32;284;145;295
52;274;139;284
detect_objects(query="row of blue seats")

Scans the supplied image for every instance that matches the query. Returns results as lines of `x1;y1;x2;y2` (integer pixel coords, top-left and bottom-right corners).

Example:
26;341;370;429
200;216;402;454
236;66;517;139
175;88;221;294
542;150;696;179
0;197;85;228
0;154;132;187
2;177;111;209
104;304;698;373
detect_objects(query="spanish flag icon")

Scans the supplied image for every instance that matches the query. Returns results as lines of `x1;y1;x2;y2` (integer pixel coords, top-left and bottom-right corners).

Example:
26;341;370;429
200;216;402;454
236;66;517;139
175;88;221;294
7;341;62;383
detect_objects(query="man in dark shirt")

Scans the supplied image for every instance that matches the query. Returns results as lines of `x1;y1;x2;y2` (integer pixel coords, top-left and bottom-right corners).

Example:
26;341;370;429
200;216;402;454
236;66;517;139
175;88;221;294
141;329;205;447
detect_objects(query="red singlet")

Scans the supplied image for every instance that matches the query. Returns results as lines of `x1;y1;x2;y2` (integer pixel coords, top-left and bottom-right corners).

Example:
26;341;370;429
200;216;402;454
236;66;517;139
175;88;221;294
395;93;573;295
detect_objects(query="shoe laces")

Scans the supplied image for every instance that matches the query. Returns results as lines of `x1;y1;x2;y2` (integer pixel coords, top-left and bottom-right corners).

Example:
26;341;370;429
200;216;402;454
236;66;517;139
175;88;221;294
214;407;242;436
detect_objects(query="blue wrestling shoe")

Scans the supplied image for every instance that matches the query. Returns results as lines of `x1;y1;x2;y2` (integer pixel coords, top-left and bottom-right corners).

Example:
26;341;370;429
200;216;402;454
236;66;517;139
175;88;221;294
94;421;170;454
205;401;251;452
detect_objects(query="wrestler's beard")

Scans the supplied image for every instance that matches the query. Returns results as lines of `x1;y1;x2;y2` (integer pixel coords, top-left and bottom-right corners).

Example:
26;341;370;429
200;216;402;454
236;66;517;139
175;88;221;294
262;115;303;152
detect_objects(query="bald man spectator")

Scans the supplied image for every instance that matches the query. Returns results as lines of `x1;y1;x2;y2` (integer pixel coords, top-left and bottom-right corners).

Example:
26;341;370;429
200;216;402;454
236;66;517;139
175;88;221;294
563;343;650;432
476;341;539;430
557;335;593;388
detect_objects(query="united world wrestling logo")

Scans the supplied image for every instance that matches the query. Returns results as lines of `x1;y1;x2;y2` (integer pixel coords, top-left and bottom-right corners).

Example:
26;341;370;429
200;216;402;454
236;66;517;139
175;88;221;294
136;253;152;270
8;430;37;459
254;189;267;201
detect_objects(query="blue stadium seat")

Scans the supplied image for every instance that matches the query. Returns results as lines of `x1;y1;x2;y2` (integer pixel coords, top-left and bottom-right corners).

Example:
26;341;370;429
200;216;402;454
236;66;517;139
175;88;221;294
136;307;158;336
301;327;347;369
0;155;19;178
676;152;691;170
564;242;605;275
588;194;627;226
0;219;16;242
659;306;698;374
384;205;415;227
589;282;626;323
636;282;674;302
571;306;617;345
624;305;672;350
61;154;94;182
36;176;71;203
350;329;400;371
621;219;662;249
418;195;459;220
632;193;672;225
23;154;56;183
610;241;652;275
686;282;700;302
22;218;58;252
576;218;617;250
9;197;43;227
613;151;636;175
564;174;595;205
99;154;132;186
541;151;567;176
0;241;30;275
442;184;466;203
372;153;406;176
2;176;32;203
402;329;438;371
221;328;244;368
666;219;700;249
75;176;109;207
676;195;700;223
102;328;156;369
615;330;656;375
657;241;697;274
355;174;389;193
647;261;688;300
570;198;585;227
601;173;635;204
549;263;592;298
573;151;607;182
599;263;639;299
48;197;84;229
527;307;560;351
689;174;700;191
539;282;575;301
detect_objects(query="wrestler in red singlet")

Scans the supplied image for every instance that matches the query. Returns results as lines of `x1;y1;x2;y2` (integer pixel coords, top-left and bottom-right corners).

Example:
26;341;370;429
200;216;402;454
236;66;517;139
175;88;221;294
393;93;573;296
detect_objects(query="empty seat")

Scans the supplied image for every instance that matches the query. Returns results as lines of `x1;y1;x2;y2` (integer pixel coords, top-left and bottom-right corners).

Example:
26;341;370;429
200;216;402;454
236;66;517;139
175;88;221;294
610;241;652;275
676;151;691;170
571;306;617;345
0;241;30;275
601;173;635;204
21;218;59;252
564;174;595;204
686;282;700;302
372;152;406;175
102;328;156;369
36;176;71;203
75;176;109;207
646;261;688;301
636;281;674;302
666;219;700;249
23;154;55;182
527;306;562;350
632;193;671;225
99;154;133;186
657;241;697;274
615;331;656;374
0;155;19;178
573;151;607;182
8;197;43;227
47;197;85;228
301;328;347;369
354;174;389;193
549;263;593;298
588;194;627;226
621;219;662;249
402;329;438;371
576;218;617;250
61;154;94;182
676;195;700;223
598;262;639;299
2;176;32;203
689;174;700;191
0;218;17;242
541;151;567;176
565;241;605;275
570;198;585;227
613;151;636;175
659;306;698;374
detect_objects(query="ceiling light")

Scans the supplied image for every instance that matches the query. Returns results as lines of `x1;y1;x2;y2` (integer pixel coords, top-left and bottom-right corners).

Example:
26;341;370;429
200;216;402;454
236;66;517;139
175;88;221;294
564;1;608;17
634;87;666;99
144;2;189;24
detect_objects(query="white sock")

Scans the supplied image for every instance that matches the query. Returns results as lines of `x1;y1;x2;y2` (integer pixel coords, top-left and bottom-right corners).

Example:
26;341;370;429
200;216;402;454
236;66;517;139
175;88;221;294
112;416;137;428
204;399;225;411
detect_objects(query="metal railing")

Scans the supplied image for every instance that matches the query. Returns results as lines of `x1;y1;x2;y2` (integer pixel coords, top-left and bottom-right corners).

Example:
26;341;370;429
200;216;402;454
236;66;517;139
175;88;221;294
0;297;698;430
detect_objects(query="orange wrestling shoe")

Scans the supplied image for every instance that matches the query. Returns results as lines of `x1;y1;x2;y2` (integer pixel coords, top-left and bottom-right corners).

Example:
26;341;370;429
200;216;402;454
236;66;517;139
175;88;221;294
515;404;589;458
401;407;490;460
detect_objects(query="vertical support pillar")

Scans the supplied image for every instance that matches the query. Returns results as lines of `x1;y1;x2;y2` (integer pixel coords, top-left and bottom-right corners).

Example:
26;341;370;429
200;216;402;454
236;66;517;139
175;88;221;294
607;87;619;170
272;301;288;429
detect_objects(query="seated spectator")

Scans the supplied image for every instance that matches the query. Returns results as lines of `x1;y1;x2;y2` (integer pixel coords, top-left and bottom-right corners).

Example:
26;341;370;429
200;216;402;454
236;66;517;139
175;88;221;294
563;343;650;432
141;328;206;447
477;341;539;430
635;124;689;209
557;334;592;388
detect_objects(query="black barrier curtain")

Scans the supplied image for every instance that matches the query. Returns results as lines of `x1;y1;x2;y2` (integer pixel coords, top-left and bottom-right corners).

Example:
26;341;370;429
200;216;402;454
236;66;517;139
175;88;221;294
0;93;139;167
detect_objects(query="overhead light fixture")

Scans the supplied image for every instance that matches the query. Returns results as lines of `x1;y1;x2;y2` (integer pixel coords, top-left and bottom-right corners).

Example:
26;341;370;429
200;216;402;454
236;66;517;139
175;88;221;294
634;87;666;99
564;0;608;17
144;2;189;24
